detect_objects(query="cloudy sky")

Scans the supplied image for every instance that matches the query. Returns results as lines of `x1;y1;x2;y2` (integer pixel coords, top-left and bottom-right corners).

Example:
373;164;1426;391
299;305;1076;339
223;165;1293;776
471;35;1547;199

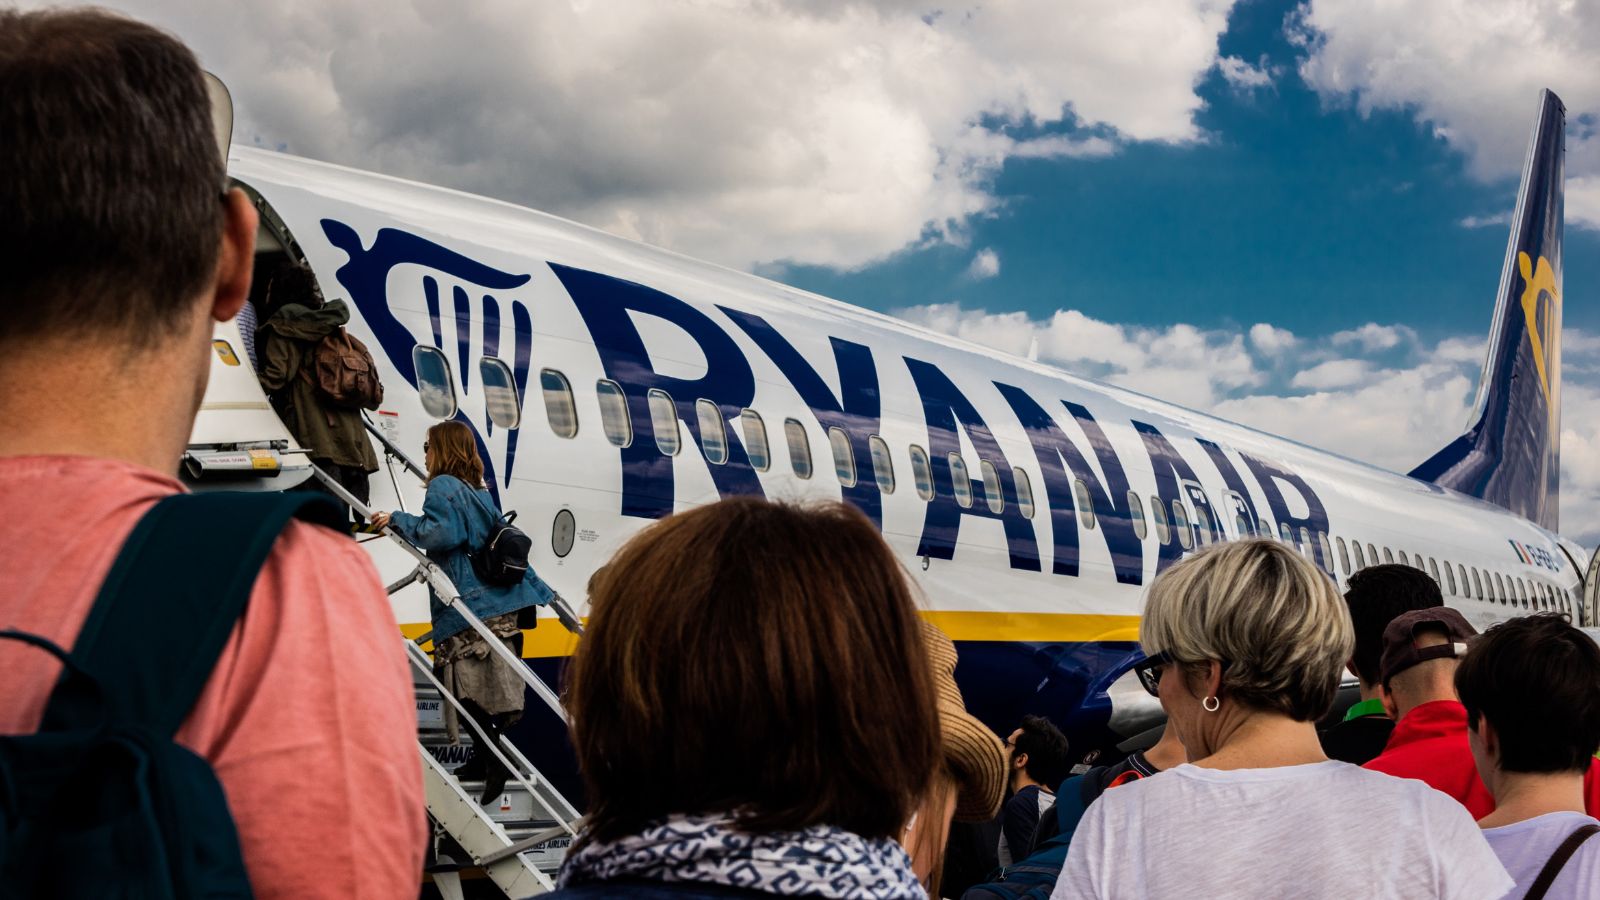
74;0;1600;543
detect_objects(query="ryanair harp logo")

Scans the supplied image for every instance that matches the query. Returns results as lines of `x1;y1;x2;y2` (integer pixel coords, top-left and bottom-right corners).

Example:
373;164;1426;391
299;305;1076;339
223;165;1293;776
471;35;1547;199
1518;251;1560;408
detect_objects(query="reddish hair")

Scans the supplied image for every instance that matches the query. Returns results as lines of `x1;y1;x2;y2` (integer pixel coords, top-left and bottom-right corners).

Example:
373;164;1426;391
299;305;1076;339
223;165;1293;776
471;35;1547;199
424;420;483;488
568;497;940;843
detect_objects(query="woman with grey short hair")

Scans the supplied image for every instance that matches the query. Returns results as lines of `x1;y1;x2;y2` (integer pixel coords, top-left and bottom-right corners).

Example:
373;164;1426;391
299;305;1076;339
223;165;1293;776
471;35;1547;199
1051;539;1513;899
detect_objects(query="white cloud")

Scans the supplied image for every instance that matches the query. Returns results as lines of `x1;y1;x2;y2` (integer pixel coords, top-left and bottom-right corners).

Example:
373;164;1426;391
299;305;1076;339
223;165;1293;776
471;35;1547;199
1459;212;1512;229
967;248;1001;280
1332;322;1411;352
1249;322;1297;355
1217;55;1277;92
1292;0;1600;221
75;0;1240;271
1289;359;1371;390
1568;176;1600;231
895;303;1260;409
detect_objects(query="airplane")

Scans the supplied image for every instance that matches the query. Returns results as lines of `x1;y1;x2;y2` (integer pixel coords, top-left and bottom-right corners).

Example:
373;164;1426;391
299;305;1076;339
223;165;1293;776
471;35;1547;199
189;84;1583;788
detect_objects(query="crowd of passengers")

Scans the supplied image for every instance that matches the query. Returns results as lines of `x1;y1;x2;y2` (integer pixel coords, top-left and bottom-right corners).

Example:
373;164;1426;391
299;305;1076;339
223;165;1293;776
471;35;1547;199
6;9;1600;899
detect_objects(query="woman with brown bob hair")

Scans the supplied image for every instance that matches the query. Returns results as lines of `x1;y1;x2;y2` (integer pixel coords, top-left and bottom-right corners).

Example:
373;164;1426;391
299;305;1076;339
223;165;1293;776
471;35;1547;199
549;497;956;899
371;420;554;803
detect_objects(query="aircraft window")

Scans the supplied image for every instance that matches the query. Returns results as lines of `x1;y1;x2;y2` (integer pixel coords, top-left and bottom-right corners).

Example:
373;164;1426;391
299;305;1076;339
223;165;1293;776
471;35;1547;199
1368;543;1379;567
1517;578;1528;606
1318;532;1334;572
539;369;579;438
1351;540;1366;570
1443;561;1457;595
1151;497;1171;545
949;453;973;509
869;435;894;494
696;399;728;465
1225;492;1252;537
1382;547;1394;564
1016;468;1036;520
910;444;934;500
828;427;856;487
1299;527;1313;558
1471;568;1484;601
1428;558;1441;586
1457;564;1469;598
413;346;457;419
741;409;769;471
1492;572;1505;604
647;389;680;456
1075;480;1097;530
981;460;1005;514
595;380;632;448
785;418;812;479
1127;491;1147;540
480;358;522;429
1278;522;1292;544
1173;501;1193;550
1336;537;1351;575
1195;507;1214;546
1398;550;1410;567
1235;512;1249;537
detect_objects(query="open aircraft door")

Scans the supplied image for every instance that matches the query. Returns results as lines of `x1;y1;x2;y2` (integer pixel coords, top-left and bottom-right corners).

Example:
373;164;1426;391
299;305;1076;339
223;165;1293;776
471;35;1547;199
1578;546;1599;628
183;74;315;490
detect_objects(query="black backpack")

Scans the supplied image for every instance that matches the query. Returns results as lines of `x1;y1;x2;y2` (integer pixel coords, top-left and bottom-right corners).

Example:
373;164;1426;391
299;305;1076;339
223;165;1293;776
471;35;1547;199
465;490;532;587
0;491;343;899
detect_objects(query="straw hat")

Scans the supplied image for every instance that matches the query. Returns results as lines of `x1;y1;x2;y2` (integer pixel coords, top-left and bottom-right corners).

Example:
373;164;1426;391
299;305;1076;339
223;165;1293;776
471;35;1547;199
920;620;1007;821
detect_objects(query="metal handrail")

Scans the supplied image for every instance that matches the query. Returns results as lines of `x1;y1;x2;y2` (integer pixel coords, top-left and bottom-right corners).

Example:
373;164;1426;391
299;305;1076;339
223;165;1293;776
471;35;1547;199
362;412;428;482
309;465;569;722
408;640;581;836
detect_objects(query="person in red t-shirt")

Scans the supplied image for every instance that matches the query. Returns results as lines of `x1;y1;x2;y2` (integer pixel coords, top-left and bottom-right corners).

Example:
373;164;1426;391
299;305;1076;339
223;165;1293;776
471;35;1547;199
1364;607;1600;818
0;10;423;898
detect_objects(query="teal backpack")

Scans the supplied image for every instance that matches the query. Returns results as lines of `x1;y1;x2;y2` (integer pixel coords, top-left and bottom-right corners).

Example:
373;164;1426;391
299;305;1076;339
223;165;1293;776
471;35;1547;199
0;492;343;899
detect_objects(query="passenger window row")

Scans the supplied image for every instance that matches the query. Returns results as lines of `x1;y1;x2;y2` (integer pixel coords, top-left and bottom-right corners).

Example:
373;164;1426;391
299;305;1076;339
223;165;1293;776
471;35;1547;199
1331;534;1575;616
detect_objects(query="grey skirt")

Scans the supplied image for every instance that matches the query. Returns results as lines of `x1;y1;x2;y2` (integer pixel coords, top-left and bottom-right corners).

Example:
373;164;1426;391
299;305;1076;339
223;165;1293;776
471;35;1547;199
436;611;526;741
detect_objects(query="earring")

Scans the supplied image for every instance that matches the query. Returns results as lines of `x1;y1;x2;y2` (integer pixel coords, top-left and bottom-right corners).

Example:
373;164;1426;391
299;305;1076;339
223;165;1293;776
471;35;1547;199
1203;696;1221;712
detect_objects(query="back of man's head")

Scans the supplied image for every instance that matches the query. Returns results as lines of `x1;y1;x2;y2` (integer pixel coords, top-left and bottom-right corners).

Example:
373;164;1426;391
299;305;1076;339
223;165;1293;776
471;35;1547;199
1457;614;1600;774
1380;607;1475;716
1344;564;1443;687
1012;715;1070;789
0;8;223;349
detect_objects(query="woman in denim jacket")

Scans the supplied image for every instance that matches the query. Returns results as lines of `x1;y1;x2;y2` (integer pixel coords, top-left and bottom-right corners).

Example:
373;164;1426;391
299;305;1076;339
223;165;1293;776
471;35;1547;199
371;420;553;803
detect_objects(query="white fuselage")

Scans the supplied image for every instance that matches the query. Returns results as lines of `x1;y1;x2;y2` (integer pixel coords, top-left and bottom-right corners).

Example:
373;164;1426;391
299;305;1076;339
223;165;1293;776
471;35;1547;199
202;147;1586;741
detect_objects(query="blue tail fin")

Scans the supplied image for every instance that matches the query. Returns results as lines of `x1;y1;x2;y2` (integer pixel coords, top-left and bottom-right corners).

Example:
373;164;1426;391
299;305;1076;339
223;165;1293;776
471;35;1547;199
1410;89;1565;530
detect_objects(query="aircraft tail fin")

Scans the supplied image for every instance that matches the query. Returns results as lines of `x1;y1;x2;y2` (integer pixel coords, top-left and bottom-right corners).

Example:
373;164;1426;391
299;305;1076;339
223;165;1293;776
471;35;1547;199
1409;89;1565;530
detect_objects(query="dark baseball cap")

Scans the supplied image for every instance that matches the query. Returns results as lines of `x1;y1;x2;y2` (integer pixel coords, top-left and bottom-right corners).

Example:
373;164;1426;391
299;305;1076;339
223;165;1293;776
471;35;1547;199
1379;608;1478;685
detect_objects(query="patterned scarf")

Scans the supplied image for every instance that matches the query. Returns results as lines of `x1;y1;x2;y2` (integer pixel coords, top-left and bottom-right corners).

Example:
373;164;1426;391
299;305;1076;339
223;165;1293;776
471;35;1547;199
557;813;927;899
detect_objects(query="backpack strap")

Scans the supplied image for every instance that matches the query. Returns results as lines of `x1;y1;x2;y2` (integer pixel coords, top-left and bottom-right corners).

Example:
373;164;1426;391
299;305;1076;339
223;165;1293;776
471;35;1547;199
1525;823;1600;900
41;491;345;736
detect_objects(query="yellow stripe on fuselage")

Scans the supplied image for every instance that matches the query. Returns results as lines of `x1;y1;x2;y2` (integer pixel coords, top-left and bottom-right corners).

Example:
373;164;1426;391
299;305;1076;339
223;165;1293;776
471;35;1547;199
399;611;1140;660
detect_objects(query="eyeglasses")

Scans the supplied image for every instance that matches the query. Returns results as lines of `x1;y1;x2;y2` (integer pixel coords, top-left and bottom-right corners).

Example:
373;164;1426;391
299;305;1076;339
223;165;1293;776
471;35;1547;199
1133;651;1174;697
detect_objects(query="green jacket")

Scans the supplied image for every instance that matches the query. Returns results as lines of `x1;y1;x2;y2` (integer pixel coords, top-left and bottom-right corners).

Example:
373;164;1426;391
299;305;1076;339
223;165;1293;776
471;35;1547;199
257;299;379;472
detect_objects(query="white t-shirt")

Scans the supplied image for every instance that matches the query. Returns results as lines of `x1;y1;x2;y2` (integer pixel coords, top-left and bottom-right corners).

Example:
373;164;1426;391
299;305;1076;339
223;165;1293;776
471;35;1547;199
1050;761;1514;900
1481;811;1600;900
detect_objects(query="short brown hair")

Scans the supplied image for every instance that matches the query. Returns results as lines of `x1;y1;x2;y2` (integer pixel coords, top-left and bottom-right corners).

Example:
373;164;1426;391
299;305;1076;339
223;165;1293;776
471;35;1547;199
425;421;484;488
568;498;940;843
0;9;225;348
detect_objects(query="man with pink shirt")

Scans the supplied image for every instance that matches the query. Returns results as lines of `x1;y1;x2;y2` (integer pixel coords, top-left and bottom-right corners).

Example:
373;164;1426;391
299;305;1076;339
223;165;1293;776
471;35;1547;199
0;9;423;898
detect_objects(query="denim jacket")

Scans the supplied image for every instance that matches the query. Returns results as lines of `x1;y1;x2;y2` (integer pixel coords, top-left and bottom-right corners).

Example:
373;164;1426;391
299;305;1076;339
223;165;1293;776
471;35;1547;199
388;474;554;641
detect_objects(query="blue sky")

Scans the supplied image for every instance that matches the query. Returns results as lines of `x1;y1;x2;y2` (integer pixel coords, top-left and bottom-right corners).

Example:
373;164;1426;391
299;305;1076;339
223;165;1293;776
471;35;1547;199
782;0;1599;341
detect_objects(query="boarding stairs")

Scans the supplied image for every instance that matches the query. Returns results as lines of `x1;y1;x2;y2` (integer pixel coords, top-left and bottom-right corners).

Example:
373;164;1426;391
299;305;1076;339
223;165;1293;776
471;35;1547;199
307;427;586;900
